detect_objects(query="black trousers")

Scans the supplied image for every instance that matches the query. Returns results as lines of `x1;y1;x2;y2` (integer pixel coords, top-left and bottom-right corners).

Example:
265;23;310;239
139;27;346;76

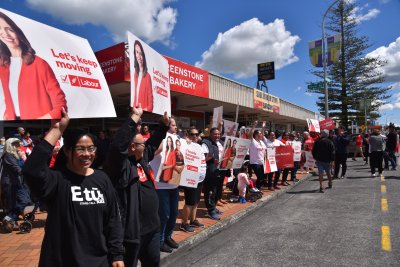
215;174;225;201
124;229;160;267
370;151;383;174
203;174;218;212
334;153;347;177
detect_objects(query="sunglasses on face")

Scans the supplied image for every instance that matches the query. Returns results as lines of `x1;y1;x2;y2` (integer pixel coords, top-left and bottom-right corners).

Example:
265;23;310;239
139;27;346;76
189;133;200;136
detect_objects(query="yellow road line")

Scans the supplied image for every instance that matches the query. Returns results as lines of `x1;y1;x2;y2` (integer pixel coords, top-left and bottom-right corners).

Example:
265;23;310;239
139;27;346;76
381;184;387;193
381;175;385;181
381;198;388;212
382;226;392;251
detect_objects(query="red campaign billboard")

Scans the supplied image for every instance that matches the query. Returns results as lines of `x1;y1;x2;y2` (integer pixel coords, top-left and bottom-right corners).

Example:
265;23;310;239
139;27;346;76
95;42;130;84
319;118;336;130
275;146;294;169
165;56;209;98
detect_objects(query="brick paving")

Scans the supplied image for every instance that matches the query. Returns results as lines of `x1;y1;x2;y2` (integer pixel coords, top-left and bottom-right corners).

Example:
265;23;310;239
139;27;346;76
0;173;308;266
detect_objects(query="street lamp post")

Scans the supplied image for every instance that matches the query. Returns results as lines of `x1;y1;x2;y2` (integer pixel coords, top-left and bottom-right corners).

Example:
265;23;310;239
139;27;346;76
322;0;341;118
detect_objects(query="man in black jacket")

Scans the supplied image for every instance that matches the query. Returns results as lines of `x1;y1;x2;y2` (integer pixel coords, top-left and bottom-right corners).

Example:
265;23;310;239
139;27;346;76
105;104;170;267
201;127;224;220
333;127;350;179
312;130;335;193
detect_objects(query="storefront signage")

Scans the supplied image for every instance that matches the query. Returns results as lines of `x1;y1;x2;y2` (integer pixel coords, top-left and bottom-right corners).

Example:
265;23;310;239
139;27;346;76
165;56;209;98
253;89;280;113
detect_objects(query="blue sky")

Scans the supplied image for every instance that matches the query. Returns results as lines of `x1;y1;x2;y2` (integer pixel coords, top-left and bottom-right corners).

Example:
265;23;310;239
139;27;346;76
2;0;400;125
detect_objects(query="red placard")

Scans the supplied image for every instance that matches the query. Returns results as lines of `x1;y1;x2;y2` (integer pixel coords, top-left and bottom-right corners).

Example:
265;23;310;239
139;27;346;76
319;118;336;130
95;42;129;84
275;146;294;169
165;56;209;98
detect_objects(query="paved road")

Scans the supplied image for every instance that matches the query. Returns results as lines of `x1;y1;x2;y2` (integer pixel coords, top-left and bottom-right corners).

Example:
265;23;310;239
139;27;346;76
164;160;400;267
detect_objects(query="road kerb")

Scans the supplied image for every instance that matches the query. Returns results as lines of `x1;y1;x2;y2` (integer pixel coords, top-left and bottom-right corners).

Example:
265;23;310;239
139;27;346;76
160;173;312;265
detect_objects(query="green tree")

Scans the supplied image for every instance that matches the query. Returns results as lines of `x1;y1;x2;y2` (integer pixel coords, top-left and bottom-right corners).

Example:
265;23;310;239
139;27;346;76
308;0;390;128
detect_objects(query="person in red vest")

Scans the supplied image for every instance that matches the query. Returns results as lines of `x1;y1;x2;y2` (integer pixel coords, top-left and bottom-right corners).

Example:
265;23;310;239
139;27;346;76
0;12;66;120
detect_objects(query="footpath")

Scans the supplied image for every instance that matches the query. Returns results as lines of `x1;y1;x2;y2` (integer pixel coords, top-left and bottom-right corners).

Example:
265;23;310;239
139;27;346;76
0;172;310;267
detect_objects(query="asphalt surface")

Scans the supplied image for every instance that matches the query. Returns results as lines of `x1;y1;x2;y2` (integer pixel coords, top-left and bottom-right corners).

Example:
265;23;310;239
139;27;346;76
164;159;400;267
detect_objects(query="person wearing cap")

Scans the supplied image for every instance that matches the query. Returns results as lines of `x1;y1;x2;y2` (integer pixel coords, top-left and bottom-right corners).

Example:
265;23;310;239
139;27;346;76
312;129;335;193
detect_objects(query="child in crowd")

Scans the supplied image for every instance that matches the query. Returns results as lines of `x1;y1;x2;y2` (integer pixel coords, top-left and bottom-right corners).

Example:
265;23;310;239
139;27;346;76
237;165;259;203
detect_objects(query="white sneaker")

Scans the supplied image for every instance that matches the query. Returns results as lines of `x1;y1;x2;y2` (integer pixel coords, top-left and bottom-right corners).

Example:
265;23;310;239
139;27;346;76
372;173;377;177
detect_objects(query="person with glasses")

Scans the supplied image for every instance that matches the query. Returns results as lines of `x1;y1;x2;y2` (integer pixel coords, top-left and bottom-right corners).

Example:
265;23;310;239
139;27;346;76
180;127;206;233
22;108;124;267
105;104;170;267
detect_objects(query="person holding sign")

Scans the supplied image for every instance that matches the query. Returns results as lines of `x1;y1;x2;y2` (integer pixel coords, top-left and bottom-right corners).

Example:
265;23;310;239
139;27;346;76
180;127;206;233
105;104;170;267
263;131;285;190
0;11;67;120
312;130;335;193
132;40;153;112
249;121;267;189
22;109;124;267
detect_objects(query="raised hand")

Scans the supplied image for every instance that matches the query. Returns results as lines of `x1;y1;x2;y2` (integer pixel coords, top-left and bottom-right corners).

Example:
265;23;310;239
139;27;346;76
131;103;143;123
161;111;170;126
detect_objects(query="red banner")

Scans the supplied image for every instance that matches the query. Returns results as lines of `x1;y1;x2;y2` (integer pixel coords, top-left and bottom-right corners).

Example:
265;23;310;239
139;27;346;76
275;146;294;169
319;118;336;130
95;42;129;84
165;56;209;98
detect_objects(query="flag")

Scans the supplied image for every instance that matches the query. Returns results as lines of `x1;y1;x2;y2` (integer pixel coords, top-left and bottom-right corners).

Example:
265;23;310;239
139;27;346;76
327;34;341;66
309;39;323;67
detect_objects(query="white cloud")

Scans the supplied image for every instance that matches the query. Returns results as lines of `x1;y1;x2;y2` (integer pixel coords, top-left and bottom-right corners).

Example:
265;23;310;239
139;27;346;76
26;0;177;45
350;5;380;23
390;82;400;90
295;86;302;92
195;18;300;79
367;37;400;83
305;92;313;97
379;92;400;111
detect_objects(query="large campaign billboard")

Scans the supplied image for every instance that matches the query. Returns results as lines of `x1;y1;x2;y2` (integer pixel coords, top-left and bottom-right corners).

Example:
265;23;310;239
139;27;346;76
0;8;116;120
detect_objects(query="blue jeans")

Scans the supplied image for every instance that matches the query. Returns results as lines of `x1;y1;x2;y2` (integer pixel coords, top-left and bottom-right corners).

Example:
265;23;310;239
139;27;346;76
7;183;31;221
157;188;179;242
250;164;266;189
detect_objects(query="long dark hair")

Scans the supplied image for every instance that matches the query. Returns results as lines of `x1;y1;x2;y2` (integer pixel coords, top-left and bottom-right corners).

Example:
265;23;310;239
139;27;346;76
133;40;148;76
0;12;36;66
165;136;174;151
53;129;96;170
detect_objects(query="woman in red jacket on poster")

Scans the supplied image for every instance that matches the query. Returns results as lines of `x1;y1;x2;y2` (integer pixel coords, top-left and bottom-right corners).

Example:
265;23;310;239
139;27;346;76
132;40;153;112
0;11;67;120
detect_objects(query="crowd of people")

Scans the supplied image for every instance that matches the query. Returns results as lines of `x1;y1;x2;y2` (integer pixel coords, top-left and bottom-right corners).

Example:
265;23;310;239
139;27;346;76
0;112;399;267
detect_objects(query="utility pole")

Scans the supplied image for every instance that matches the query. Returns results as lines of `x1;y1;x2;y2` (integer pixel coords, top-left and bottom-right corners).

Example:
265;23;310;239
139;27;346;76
322;0;341;118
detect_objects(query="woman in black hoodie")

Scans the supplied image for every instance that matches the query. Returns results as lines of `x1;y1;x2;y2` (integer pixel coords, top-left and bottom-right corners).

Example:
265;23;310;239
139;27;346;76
23;108;124;267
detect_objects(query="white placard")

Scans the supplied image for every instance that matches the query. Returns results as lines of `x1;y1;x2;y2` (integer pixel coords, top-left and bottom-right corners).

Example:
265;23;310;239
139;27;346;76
219;137;251;170
291;141;302;162
179;141;202;188
307;119;320;133
304;151;316;168
212;106;223;128
155;134;201;188
127;31;170;116
223;119;239;137
0;8;116;120
265;147;277;173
